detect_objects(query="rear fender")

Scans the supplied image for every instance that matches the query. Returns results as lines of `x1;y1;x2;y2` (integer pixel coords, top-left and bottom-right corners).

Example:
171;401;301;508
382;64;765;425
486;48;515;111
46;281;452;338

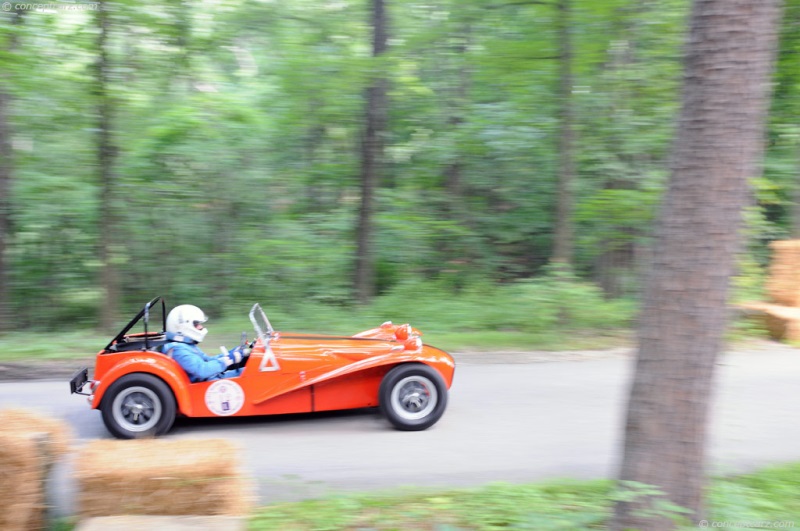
91;356;193;416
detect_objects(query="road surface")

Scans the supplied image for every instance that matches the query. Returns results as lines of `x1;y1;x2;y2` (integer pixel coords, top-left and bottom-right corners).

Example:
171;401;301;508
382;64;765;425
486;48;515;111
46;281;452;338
1;342;799;517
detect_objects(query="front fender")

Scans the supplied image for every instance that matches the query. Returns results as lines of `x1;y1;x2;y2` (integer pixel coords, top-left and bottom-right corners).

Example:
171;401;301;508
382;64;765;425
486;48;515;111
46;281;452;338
254;344;455;405
91;355;194;416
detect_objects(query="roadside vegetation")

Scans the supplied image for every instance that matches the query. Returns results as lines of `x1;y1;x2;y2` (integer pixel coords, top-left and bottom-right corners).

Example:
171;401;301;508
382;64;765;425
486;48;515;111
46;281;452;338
248;463;800;530
0;267;771;363
0;271;640;362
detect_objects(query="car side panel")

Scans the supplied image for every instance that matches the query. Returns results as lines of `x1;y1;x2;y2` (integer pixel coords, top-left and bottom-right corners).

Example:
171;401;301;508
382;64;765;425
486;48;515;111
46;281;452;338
184;376;312;417
312;366;388;412
248;343;455;408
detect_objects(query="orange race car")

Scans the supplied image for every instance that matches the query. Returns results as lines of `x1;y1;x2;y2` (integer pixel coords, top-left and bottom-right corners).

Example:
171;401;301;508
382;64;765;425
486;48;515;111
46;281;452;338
70;297;455;439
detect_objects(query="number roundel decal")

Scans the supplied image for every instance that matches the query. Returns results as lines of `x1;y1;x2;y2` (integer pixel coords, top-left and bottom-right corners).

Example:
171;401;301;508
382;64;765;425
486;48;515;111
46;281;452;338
204;380;245;416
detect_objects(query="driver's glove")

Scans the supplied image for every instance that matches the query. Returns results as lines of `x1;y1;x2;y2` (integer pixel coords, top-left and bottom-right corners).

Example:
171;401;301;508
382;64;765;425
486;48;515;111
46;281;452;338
221;348;244;368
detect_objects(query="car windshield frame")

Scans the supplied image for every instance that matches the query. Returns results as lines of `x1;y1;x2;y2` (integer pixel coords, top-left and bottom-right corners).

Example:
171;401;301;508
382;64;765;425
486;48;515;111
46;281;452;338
250;303;279;371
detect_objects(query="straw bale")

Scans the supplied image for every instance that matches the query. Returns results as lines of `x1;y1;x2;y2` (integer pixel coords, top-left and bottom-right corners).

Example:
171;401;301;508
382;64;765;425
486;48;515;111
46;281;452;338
76;439;251;518
766;240;800;307
0;409;71;530
0;431;49;531
0;408;73;461
739;302;800;341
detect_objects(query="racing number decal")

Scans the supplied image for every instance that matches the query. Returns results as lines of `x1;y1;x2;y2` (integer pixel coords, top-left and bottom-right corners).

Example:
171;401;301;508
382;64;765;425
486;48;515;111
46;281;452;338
204;380;245;416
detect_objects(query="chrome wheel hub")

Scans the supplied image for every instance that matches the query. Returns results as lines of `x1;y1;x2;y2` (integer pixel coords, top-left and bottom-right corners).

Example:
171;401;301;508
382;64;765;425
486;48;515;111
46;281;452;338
112;386;161;433
391;375;438;421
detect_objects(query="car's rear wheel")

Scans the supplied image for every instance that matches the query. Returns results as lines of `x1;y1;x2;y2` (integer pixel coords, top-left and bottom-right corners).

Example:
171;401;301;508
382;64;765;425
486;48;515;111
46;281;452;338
379;364;448;431
101;373;176;439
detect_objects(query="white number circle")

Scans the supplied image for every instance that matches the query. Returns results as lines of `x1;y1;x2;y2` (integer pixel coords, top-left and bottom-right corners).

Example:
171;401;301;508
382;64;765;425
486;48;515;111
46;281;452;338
204;380;245;416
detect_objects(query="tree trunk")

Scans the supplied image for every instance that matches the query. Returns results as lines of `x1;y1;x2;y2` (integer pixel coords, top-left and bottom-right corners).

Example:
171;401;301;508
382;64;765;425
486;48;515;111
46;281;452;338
551;0;575;266
612;1;781;529
792;145;800;238
354;0;388;304
0;84;11;333
0;9;23;333
443;24;470;206
97;1;120;330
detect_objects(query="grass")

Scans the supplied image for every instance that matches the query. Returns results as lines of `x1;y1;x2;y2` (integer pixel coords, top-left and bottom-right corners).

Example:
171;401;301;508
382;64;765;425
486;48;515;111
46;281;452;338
247;463;800;530
0;330;105;361
249;480;613;530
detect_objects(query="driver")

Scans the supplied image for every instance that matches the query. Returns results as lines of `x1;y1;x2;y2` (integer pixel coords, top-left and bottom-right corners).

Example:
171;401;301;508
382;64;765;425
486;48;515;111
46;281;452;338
163;304;246;383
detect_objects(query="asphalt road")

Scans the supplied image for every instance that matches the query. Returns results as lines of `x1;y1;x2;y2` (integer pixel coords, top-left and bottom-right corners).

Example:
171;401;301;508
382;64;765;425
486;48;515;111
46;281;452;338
2;342;799;517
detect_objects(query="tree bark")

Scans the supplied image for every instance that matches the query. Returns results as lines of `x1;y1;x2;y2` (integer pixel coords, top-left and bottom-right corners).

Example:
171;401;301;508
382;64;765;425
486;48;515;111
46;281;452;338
354;0;388;304
612;1;781;529
0;9;23;333
551;0;575;266
443;24;470;205
792;145;800;238
0;81;12;334
97;1;120;330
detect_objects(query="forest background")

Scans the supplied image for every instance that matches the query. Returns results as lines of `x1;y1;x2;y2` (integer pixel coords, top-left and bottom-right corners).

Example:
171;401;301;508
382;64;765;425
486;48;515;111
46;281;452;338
0;0;798;349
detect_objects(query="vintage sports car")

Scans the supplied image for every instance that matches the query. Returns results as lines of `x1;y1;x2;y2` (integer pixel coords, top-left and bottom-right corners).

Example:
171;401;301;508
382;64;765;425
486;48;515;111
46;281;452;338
70;297;455;439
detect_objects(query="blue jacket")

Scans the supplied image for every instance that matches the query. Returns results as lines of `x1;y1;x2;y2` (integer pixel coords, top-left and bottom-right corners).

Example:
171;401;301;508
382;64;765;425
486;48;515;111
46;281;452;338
163;332;234;383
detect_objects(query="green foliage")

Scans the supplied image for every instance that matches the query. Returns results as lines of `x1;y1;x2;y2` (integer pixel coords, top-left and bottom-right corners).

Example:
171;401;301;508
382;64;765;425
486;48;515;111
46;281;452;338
364;269;635;337
250;480;613;531
610;481;692;525
0;272;635;361
0;0;792;333
707;463;800;524
247;462;800;530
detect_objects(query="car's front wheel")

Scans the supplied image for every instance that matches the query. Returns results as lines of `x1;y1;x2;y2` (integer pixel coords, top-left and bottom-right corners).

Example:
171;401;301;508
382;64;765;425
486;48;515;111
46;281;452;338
379;364;448;431
101;373;176;439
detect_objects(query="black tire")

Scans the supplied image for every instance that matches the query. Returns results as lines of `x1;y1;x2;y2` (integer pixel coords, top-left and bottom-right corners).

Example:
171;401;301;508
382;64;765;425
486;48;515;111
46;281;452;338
101;373;176;439
379;364;448;431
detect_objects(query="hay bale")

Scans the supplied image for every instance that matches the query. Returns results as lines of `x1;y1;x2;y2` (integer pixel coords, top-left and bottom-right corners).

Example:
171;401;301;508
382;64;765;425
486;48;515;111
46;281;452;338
739;302;800;341
0;432;48;531
76;439;252;518
0;408;72;462
0;409;73;531
766;240;800;307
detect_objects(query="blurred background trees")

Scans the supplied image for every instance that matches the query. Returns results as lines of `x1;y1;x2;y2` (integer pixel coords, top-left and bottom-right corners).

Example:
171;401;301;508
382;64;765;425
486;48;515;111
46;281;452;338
0;0;795;330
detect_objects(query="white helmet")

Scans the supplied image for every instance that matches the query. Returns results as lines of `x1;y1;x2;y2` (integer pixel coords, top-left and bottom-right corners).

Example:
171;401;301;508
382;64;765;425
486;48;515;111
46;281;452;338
166;304;208;343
